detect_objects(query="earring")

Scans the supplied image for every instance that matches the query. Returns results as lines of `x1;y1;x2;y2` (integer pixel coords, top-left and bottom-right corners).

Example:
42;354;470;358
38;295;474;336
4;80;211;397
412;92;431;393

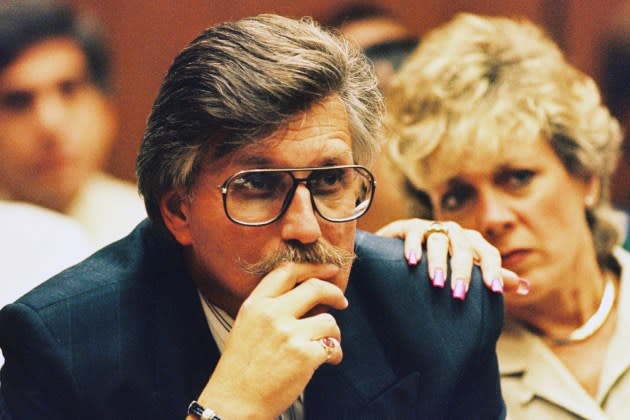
585;195;595;207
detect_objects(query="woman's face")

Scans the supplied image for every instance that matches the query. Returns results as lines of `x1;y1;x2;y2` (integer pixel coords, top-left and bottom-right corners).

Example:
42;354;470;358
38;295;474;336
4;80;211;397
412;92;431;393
426;137;598;302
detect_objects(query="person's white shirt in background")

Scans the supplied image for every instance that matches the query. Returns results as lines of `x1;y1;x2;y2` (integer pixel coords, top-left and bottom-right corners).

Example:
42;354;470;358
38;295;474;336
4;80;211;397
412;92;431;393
0;201;95;367
0;200;94;305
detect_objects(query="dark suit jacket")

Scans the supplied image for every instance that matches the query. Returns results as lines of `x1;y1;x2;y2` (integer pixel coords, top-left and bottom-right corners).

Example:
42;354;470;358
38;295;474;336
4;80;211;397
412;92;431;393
0;220;505;419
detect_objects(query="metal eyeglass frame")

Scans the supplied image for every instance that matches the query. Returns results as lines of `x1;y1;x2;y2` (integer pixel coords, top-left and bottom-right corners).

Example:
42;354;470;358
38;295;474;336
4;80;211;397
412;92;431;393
217;164;376;227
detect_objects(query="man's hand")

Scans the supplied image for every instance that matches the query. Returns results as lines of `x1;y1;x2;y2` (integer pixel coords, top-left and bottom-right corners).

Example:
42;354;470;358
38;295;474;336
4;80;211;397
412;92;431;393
194;263;347;419
376;218;529;298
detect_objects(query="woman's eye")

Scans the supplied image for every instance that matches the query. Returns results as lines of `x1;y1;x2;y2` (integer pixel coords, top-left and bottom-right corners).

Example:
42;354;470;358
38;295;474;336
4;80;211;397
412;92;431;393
502;169;535;188
440;186;474;212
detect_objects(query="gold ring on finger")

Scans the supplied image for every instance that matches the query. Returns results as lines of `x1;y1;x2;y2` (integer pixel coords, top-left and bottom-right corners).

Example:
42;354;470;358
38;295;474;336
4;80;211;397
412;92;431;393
423;222;449;242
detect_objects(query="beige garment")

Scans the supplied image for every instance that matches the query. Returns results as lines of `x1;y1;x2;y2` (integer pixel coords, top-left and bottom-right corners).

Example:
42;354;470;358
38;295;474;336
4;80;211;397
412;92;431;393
67;172;146;248
499;247;630;420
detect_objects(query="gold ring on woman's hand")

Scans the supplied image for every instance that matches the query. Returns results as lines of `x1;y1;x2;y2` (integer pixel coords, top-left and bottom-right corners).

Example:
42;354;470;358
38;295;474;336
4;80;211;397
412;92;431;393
423;222;449;242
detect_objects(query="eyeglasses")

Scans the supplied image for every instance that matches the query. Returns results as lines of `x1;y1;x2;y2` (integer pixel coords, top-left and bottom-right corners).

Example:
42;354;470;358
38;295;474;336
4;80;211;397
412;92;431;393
217;165;376;226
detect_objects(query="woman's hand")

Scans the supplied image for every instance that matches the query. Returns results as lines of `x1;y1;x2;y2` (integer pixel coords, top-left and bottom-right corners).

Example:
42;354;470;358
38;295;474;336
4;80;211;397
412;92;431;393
376;218;529;299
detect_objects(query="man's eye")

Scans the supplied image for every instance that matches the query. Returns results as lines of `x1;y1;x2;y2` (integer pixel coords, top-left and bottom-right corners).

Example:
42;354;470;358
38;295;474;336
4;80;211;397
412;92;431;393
310;169;346;190
234;173;276;191
0;91;33;112
229;173;290;201
59;79;84;98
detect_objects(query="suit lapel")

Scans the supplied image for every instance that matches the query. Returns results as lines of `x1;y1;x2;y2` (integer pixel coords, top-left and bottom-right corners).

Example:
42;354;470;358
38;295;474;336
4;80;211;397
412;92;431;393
304;278;400;418
150;238;220;415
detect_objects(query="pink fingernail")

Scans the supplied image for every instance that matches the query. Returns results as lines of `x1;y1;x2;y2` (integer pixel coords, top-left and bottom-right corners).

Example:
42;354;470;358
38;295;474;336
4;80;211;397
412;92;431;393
432;268;445;288
491;278;504;294
517;278;530;295
453;279;467;300
407;251;418;266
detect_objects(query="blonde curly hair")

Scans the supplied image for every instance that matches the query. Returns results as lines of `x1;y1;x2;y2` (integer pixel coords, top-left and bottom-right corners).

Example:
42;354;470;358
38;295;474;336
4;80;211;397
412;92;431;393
386;13;623;265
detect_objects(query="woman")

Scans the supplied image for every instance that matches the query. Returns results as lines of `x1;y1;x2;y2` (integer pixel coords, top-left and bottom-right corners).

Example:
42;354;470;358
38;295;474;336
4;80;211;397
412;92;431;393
380;13;628;419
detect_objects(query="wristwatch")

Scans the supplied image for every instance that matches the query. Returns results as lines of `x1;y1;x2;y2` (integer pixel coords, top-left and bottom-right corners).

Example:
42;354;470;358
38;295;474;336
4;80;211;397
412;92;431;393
187;401;222;420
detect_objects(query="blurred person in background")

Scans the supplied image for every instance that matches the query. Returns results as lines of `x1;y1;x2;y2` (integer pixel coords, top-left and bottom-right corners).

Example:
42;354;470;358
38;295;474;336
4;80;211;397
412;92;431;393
1;201;92;304
381;13;629;419
323;3;423;233
0;0;145;248
0;200;93;367
324;3;418;94
601;3;630;251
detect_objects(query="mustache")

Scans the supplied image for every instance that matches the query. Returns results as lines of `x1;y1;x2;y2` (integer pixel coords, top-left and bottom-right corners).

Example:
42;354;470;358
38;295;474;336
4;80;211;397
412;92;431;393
240;240;356;276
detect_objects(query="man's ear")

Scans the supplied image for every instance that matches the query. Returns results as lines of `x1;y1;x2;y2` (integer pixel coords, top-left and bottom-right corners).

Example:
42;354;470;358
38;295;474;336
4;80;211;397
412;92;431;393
159;190;193;245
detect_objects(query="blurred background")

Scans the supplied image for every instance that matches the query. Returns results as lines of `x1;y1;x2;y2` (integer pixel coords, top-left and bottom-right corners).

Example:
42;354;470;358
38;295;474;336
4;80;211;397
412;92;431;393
65;0;629;205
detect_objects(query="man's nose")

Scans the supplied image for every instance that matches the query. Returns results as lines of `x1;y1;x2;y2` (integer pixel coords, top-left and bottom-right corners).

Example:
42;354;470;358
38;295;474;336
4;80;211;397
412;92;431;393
34;93;66;134
280;184;322;244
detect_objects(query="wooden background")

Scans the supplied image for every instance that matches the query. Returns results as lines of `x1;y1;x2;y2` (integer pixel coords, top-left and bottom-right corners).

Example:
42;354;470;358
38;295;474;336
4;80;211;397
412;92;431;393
66;0;629;198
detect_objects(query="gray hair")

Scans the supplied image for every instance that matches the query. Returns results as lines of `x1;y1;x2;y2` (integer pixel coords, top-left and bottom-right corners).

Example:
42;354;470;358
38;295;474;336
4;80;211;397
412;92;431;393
137;14;383;230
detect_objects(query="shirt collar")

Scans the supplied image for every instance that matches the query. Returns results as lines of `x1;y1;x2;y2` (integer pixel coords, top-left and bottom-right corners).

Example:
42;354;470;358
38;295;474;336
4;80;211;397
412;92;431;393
198;291;233;353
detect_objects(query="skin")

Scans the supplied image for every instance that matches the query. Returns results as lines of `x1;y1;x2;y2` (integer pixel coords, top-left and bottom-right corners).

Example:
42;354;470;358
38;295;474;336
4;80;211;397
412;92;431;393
425;138;603;331
165;96;356;318
384;137;616;395
163;96;508;418
377;218;518;295
0;37;116;213
165;96;353;418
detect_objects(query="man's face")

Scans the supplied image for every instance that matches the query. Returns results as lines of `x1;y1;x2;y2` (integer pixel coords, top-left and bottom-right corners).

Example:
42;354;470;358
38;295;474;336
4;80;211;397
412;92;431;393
0;37;116;212
165;96;357;316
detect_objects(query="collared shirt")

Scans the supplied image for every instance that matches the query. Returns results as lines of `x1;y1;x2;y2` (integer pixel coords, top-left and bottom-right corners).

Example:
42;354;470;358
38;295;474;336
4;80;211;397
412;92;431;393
199;293;304;420
1;201;93;304
498;247;630;419
0;172;146;250
66;172;147;248
0;200;94;368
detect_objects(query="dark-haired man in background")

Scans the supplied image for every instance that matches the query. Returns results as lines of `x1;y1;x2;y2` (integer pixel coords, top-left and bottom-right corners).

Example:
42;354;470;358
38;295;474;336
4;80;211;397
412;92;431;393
0;1;145;248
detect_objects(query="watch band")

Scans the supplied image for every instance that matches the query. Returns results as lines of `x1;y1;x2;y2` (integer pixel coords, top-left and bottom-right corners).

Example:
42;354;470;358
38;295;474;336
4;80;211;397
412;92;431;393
188;401;221;420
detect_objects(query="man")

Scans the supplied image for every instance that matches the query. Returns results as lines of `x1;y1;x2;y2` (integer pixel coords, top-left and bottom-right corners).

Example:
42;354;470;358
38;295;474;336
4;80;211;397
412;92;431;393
0;14;506;419
0;1;145;248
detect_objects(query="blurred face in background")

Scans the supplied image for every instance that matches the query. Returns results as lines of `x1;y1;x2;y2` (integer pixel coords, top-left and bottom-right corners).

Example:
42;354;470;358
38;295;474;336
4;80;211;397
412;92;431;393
0;37;116;212
339;17;417;232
